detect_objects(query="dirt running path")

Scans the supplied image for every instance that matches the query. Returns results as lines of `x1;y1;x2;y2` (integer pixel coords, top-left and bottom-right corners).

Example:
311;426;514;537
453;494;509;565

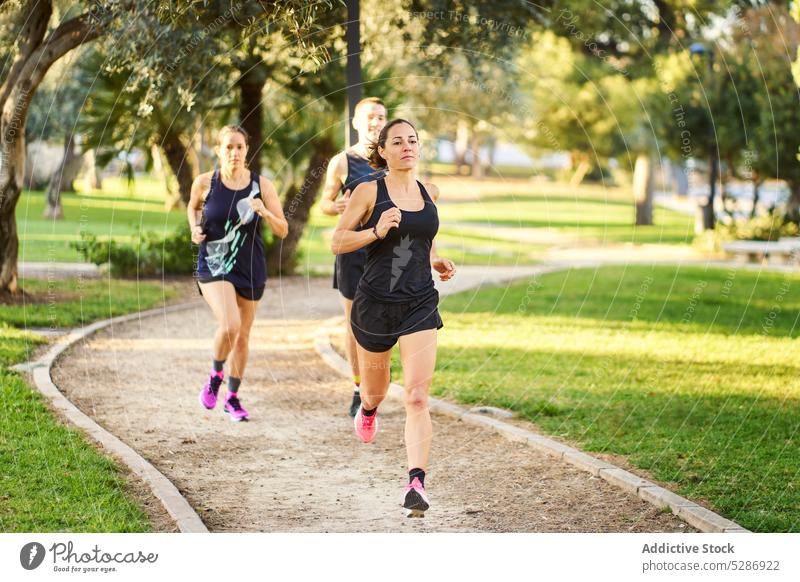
53;275;691;532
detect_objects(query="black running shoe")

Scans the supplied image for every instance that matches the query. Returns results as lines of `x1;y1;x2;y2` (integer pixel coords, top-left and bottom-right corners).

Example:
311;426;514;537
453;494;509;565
403;477;430;518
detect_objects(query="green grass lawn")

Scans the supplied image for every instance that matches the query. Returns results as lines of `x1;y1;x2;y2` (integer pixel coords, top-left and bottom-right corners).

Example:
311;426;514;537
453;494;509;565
18;185;535;269
0;277;179;532
430;265;799;532
440;193;695;245
17;177;186;262
1;278;178;329
17;176;693;268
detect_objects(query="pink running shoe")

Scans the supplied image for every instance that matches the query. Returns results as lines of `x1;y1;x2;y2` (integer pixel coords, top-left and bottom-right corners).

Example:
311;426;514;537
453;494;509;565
223;392;249;422
353;406;378;443
199;370;224;409
403;477;430;517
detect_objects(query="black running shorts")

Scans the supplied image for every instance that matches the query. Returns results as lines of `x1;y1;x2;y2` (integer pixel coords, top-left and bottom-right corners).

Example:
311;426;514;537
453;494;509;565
333;249;366;301
350;288;443;353
196;278;265;301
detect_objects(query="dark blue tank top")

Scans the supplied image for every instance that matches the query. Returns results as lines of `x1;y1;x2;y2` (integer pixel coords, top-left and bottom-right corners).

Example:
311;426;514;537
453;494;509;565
196;170;266;287
342;148;386;195
339;149;386;259
358;178;439;302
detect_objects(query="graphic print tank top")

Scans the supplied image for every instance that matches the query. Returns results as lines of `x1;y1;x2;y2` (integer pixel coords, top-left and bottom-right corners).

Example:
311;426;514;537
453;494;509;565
196;170;267;287
358;178;439;302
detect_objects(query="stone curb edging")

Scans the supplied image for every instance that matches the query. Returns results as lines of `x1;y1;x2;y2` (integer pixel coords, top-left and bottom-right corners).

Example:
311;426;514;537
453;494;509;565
314;315;749;534
13;301;209;533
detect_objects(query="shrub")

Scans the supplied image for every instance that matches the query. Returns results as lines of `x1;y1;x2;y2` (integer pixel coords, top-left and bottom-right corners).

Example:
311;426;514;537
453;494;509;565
694;211;799;253
71;226;196;277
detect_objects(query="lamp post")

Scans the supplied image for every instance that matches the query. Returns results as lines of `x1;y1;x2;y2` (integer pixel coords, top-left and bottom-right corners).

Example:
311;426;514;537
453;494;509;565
689;42;718;232
346;0;362;147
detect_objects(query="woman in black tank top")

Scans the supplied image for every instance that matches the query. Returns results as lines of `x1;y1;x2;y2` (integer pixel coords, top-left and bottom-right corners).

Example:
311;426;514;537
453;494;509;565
331;119;456;517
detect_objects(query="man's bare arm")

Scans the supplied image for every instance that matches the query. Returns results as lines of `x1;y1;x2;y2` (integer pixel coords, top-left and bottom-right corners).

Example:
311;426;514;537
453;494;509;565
320;152;349;215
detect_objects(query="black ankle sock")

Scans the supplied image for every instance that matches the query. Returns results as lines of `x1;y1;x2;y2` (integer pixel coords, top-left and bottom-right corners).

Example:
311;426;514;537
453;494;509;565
228;376;241;394
409;468;425;487
213;359;225;373
362;406;377;417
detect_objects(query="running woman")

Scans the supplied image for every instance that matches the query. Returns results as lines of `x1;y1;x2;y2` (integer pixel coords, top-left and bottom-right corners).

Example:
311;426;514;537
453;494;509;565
320;97;387;417
188;125;288;421
331;119;456;516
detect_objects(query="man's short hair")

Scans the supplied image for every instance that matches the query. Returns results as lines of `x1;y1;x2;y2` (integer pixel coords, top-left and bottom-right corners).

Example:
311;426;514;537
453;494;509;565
354;97;386;116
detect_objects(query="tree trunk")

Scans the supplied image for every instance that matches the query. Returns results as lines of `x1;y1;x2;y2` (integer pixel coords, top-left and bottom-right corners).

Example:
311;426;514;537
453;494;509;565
266;135;336;275
197;123;216;173
750;177;762;219
43;131;79;219
1;81;33;295
633;154;654;226
150;143;177;209
454;119;469;173
697;202;716;232
161;132;194;208
699;145;718;231
673;162;689;196
486;137;497;171
786;181;800;225
0;0;52;293
83;148;102;190
237;62;267;176
0;0;52;111
569;152;592;186
151;143;167;183
0;3;107;294
470;135;484;179
0;180;22;295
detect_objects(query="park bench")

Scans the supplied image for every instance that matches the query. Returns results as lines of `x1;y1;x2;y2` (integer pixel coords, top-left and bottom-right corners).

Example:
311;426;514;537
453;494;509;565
722;238;800;264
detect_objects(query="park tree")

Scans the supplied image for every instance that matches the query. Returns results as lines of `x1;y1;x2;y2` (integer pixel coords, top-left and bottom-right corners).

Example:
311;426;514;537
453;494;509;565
515;30;664;224
649;49;721;229
25;54;94;219
546;0;753;65
513;1;757;228
715;16;767;218
399;54;518;178
79;0;340;203
0;1;115;295
399;1;543;176
77;52;202;209
649;4;800;227
165;0;338;175
744;4;800;221
0;0;335;295
601;73;662;225
87;2;325;199
261;0;547;272
261;17;402;275
75;37;231;209
260;72;342;276
515;31;626;186
648;3;800;229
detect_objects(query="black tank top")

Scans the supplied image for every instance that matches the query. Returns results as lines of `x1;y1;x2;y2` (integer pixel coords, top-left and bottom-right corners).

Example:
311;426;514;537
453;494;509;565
196;170;266;287
358;178;439;302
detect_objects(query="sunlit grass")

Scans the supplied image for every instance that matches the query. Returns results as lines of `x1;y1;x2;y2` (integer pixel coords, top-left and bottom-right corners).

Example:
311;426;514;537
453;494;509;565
427;265;799;532
0;277;177;531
